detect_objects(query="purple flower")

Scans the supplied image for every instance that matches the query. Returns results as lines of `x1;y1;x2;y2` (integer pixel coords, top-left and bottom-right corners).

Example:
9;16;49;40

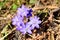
17;5;32;17
16;22;32;34
16;22;25;31
27;9;33;17
29;16;41;29
19;23;32;34
12;5;41;34
12;15;23;25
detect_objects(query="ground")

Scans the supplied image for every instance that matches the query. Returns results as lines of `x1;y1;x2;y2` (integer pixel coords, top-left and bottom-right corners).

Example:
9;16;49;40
0;0;60;40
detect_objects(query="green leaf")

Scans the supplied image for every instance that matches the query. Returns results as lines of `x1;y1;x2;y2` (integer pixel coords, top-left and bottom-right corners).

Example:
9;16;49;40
11;3;17;10
29;0;36;4
0;2;4;9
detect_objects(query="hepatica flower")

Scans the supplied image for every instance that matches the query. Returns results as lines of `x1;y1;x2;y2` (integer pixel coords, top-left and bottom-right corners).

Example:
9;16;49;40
29;16;41;29
12;5;41;34
19;22;32;34
17;5;32;17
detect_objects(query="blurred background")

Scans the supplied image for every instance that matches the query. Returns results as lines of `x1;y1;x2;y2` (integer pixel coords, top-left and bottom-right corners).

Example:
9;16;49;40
0;0;60;40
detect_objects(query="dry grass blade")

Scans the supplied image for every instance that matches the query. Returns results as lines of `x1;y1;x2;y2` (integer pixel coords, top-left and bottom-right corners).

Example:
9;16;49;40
32;5;58;11
0;27;16;40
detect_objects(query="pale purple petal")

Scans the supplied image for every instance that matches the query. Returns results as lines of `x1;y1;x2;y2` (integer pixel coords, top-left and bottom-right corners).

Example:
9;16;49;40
27;29;32;34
